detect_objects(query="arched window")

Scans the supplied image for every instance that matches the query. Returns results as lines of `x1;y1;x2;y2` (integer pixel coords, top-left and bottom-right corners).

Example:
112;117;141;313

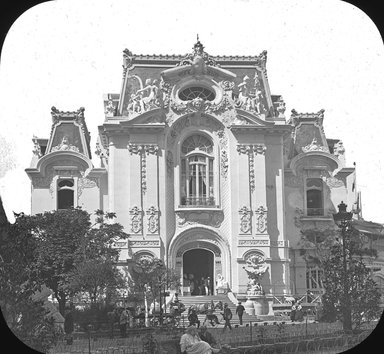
306;178;323;216
180;134;215;207
57;179;74;209
178;86;215;101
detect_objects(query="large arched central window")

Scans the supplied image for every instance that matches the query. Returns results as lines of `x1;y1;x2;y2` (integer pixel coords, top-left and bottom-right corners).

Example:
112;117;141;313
180;134;215;207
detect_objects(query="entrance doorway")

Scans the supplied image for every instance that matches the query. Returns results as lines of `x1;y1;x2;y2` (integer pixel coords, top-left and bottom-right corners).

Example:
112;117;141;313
183;249;214;296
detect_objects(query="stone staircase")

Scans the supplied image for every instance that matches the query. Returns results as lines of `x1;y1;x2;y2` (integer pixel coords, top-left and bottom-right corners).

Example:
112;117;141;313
177;294;258;326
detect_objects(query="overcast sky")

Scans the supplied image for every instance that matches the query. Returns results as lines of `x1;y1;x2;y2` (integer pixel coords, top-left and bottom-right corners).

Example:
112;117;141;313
0;0;383;223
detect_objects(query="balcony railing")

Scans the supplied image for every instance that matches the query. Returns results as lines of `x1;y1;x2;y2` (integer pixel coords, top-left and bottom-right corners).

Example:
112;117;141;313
306;208;324;216
180;196;216;207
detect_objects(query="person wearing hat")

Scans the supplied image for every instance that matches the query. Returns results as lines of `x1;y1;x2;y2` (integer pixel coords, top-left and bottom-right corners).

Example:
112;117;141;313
236;301;245;325
222;303;232;331
179;326;220;354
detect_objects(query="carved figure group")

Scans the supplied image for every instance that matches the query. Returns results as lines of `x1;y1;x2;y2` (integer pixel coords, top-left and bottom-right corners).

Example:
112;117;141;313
235;75;265;113
127;78;162;114
247;279;264;296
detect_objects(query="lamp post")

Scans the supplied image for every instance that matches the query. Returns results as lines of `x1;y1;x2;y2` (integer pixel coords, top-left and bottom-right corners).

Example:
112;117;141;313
332;201;353;332
158;275;164;326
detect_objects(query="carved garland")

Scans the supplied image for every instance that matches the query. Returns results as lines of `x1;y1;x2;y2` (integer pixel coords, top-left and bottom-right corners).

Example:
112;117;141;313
237;144;266;192
128;143;158;194
215;129;229;179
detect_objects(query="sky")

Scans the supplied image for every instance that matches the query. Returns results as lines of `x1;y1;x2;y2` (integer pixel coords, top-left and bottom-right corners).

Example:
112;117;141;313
0;0;383;223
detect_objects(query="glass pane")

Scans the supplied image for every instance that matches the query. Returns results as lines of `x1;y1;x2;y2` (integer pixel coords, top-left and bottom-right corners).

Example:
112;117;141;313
58;189;74;209
179;86;216;101
311;270;318;288
209;159;214;197
58;179;74;188
182;135;213;154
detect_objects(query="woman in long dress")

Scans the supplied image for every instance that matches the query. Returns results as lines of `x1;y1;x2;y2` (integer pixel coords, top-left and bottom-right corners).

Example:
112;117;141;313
180;326;220;354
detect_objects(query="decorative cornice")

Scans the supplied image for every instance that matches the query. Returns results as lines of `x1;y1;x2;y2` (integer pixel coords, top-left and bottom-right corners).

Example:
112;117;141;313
289;109;325;127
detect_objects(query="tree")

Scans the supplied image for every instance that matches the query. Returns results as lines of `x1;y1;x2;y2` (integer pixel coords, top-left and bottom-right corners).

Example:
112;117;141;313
321;230;382;331
130;257;180;302
128;256;181;325
0;198;60;352
68;259;126;307
15;208;127;315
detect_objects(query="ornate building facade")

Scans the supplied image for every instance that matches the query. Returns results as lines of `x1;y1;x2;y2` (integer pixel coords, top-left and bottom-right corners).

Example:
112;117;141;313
26;40;364;299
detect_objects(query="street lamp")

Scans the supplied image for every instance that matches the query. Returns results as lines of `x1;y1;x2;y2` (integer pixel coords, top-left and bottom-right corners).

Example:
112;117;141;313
333;201;353;332
158;275;164;326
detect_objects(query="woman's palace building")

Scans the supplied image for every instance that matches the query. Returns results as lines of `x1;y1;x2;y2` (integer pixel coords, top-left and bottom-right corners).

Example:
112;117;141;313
27;40;383;300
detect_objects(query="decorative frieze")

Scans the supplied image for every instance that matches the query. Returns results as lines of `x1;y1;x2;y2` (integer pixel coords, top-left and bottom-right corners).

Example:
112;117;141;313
238;239;269;246
129;206;143;234
238;206;252;234
146;206;159;234
130;240;160;247
255;206;268;233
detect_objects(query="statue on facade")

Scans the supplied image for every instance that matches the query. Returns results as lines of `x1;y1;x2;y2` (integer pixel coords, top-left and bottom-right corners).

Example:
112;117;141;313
236;75;253;110
127;78;162;115
243;253;268;296
128;93;143;113
247;279;264;296
216;274;229;294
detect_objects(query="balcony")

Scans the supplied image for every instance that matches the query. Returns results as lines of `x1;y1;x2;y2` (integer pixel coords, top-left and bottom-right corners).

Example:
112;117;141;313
306;208;324;217
179;196;216;208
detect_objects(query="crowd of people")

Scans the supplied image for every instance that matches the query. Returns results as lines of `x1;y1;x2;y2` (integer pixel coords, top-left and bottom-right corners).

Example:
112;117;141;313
184;274;213;295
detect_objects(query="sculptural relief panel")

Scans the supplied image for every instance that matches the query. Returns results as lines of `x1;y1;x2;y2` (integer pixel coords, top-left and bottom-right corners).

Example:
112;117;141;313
129;206;143;234
146;206;159;234
176;210;224;228
238;206;252;234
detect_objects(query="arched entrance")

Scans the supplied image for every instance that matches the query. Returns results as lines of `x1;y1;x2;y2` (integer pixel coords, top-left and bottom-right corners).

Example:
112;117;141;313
168;227;231;296
183;249;214;295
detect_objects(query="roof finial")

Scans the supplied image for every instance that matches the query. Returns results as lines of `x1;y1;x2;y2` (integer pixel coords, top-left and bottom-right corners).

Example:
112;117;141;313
197;34;199;42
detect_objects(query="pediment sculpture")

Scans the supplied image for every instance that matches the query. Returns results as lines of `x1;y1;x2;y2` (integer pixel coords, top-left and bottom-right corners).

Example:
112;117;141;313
234;75;266;115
